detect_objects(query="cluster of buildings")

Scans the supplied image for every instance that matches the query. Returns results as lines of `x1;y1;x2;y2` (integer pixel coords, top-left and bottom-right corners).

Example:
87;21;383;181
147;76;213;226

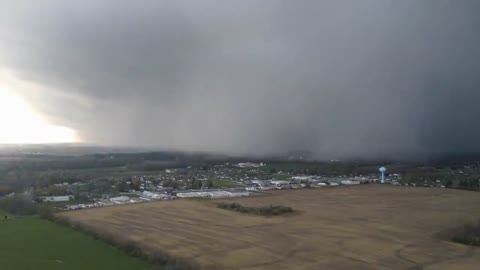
59;189;249;210
245;175;381;190
60;190;176;210
35;163;404;211
40;195;73;202
235;162;267;168
176;190;250;198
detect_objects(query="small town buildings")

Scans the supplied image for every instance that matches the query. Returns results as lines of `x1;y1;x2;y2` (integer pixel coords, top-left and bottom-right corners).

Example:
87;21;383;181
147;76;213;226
110;196;130;202
41;195;73;202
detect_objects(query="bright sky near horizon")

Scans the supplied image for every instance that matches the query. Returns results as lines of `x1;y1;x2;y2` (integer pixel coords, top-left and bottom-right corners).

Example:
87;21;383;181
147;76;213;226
0;78;76;144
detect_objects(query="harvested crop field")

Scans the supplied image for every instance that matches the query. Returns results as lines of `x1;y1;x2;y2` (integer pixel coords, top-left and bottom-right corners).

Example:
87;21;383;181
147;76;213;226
59;185;480;270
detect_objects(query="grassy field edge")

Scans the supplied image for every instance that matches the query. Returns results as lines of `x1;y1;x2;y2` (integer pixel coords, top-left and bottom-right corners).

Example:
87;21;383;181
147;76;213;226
0;211;148;270
50;214;200;270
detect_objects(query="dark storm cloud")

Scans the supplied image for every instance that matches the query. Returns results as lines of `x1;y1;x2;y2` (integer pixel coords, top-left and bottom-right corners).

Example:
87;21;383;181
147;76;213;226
0;0;479;158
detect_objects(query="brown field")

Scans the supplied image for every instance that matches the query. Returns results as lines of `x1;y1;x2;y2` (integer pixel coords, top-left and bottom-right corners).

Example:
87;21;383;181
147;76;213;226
59;185;480;270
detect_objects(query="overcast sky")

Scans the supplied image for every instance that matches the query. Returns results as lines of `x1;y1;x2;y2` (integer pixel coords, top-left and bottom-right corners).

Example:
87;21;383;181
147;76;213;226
0;0;479;159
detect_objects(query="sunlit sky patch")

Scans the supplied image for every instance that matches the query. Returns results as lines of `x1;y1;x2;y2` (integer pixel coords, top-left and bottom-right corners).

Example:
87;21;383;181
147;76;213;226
0;73;77;144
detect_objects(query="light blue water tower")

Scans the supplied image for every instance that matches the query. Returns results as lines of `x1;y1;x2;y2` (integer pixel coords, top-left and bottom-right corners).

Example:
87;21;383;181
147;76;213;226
379;167;387;184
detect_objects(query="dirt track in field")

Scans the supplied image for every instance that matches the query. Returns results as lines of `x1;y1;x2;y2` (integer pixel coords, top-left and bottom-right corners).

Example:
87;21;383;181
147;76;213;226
59;185;480;270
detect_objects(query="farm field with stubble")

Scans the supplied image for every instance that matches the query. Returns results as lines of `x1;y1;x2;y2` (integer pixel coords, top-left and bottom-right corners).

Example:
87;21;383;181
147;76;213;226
59;185;480;270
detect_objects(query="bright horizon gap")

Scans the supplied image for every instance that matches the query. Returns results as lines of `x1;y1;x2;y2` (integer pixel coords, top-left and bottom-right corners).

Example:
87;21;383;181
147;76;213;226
0;77;78;144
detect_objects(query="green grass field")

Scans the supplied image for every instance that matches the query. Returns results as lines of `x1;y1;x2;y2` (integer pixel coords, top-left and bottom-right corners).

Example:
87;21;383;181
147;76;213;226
271;174;291;180
208;179;242;188
0;212;147;270
37;166;169;179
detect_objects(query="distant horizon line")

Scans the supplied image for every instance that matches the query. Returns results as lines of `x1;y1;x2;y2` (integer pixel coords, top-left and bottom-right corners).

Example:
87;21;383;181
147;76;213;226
1;143;480;161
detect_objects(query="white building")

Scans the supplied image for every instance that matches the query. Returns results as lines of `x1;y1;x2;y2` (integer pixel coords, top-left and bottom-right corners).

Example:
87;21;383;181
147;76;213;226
176;191;250;199
176;192;208;198
271;180;290;187
292;176;310;181
142;191;166;200
251;180;263;185
110;196;130;202
235;162;265;168
41;195;72;202
208;191;231;198
340;180;360;185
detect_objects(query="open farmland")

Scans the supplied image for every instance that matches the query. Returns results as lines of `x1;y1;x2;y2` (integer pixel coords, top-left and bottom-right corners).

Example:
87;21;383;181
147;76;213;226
59;185;480;270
